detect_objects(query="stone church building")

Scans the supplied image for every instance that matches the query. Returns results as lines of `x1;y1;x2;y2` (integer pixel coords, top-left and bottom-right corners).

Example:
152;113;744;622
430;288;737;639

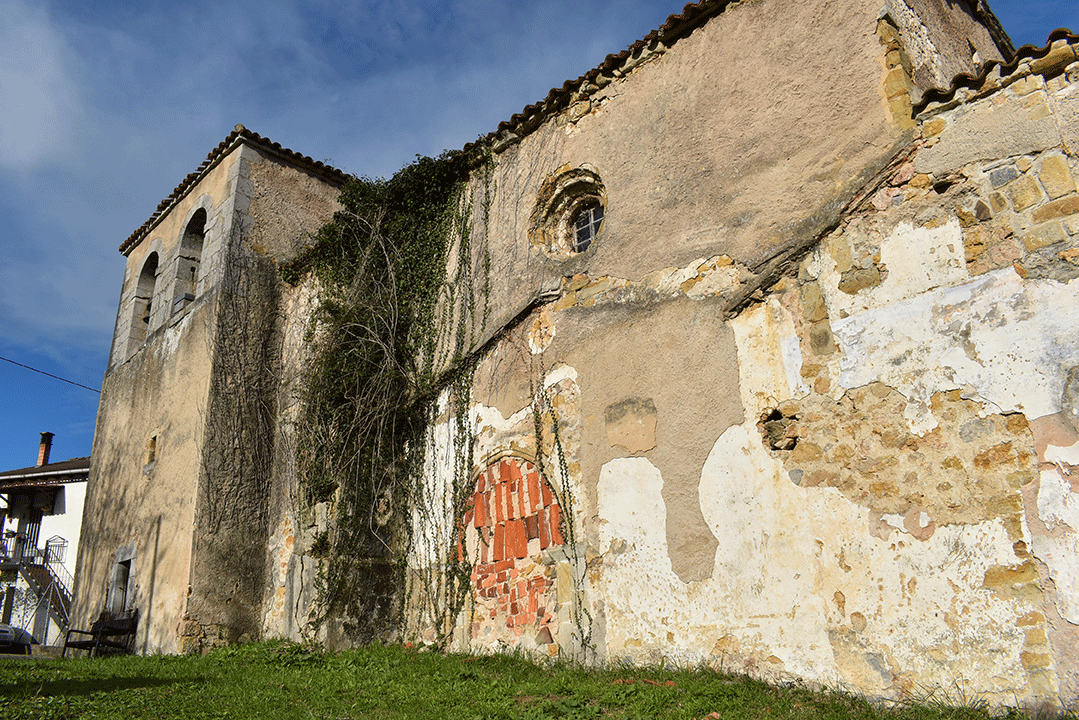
72;0;1079;709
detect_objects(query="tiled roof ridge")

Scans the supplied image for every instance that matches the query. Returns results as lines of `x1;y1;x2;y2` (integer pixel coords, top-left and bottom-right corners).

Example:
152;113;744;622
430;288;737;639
119;125;351;256
916;28;1079;113
463;0;734;154
462;0;1017;155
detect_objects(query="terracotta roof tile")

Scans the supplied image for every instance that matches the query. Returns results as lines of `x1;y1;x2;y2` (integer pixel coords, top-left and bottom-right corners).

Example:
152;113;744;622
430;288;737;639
120;126;350;256
916;29;1078;112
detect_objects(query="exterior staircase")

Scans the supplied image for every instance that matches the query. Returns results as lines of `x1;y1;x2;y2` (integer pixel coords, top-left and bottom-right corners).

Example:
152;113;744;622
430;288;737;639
19;560;71;636
2;537;74;643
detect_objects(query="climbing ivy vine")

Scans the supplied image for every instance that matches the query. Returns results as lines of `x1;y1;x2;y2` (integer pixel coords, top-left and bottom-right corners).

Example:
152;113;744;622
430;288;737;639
280;148;495;645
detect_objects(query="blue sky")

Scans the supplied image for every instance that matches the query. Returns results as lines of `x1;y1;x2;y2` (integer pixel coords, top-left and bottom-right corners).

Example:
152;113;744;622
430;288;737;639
0;0;1076;473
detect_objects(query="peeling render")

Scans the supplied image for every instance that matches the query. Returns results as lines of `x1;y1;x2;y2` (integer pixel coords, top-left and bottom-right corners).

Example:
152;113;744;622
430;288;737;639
729;299;808;420
830;269;1079;433
1036;466;1079;623
595;423;1041;701
811;219;967;320
403;35;1079;706
420;239;1064;702
343;23;1079;709
405;365;592;655
393;46;1079;707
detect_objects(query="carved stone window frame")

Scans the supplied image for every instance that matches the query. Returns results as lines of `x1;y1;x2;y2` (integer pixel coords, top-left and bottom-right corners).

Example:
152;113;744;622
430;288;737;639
529;165;606;260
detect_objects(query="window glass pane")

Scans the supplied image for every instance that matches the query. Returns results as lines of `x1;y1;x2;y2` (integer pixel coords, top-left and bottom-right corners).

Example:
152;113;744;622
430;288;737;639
576;225;590;250
572;201;602;253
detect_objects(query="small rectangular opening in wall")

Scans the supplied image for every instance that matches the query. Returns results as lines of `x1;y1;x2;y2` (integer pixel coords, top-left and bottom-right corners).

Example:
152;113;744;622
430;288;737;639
145;436;157;466
108;559;131;615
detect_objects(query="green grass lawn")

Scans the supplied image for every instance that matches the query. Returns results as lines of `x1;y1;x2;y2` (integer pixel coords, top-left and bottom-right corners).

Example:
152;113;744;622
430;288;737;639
0;641;1053;719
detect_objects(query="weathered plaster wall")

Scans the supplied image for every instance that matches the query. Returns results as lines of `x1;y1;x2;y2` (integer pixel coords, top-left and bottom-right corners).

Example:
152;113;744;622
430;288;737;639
109;153;239;367
451;0;992;370
185;148;343;653
244;149;344;261
246;157;341;641
78;0;1071;709
183;249;279;651
260;272;397;650
408;365;593;657
73;298;213;655
397;26;1079;712
76;152;246;654
180;145;344;652
261;276;323;641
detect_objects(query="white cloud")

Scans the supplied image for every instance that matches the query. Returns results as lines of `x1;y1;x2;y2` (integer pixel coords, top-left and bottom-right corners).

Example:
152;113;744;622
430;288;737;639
0;0;78;169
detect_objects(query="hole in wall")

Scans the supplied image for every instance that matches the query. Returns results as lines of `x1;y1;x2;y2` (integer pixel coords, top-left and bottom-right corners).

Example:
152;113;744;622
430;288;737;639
758;407;799;451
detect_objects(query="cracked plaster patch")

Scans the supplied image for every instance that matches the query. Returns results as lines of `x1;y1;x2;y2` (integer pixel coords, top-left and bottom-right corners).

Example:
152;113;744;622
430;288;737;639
604;398;657;454
471;364;580;463
409;387;463;571
883;0;950;91
729;298;809;420
1035;467;1079;623
831;269;1079;434
811;219;968;321
1046;441;1079;468
528;307;555;354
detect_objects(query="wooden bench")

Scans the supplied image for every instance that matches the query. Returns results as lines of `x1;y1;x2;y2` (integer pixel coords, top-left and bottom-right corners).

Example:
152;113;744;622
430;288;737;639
62;610;138;657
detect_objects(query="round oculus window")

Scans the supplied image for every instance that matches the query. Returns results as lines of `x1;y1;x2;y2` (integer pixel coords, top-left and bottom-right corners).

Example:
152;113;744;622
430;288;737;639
529;166;606;259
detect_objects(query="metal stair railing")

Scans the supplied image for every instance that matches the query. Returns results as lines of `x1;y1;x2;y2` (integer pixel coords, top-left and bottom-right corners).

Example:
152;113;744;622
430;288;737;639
42;541;73;610
13;539;73;640
18;563;70;636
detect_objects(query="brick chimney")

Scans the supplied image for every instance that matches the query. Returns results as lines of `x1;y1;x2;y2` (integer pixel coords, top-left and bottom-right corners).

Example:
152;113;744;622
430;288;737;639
37;432;54;467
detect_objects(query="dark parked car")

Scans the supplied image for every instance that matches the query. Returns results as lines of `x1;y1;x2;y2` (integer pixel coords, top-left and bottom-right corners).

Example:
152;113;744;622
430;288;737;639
0;624;33;654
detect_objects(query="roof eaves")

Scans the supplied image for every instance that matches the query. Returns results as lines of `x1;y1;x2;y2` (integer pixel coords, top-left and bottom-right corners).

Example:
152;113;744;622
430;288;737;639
0;476;87;492
0;457;91;483
119;126;351;256
915;29;1078;114
464;0;733;155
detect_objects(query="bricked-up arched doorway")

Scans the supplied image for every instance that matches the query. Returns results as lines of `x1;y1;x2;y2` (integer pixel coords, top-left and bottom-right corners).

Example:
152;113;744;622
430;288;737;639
461;457;564;650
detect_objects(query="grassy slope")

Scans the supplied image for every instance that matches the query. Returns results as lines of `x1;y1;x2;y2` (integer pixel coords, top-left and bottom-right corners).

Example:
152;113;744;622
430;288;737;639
0;641;1048;719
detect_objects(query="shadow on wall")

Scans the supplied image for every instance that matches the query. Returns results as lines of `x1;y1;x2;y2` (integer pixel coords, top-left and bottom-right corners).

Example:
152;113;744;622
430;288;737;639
72;447;169;652
140;515;160;654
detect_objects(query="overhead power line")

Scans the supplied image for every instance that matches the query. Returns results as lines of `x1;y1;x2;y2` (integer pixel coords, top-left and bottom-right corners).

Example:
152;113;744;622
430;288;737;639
0;355;100;394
